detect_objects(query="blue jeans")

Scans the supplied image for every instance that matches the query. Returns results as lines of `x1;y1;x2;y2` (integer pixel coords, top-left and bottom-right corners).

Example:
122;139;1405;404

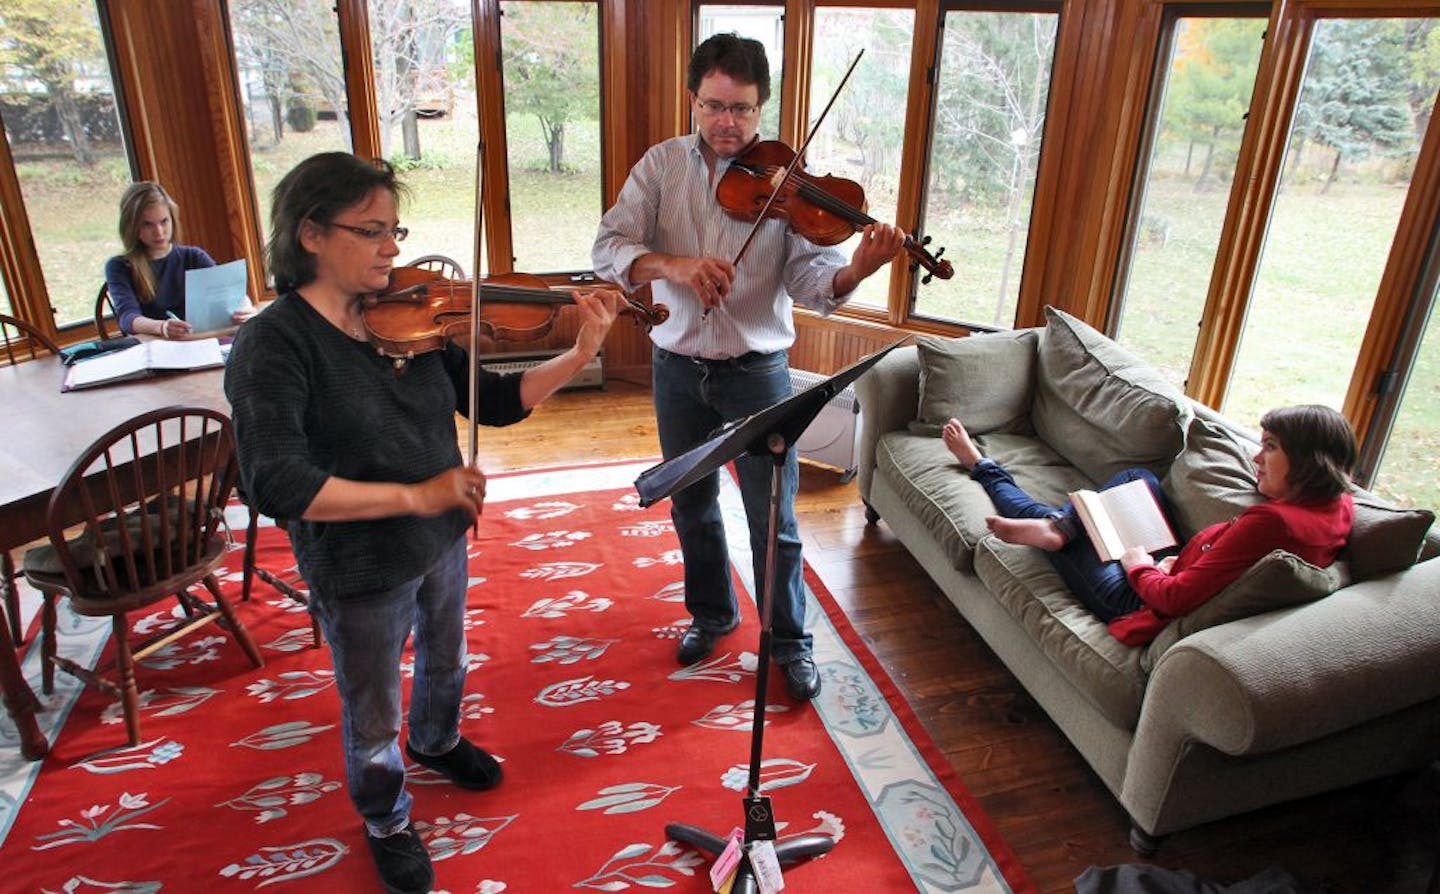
308;537;469;836
971;460;1175;622
652;347;811;663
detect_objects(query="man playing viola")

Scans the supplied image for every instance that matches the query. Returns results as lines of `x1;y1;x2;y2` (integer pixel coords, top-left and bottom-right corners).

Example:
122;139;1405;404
592;32;905;703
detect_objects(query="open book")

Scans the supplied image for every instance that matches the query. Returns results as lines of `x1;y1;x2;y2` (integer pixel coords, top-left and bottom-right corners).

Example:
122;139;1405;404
62;337;225;391
1069;478;1178;562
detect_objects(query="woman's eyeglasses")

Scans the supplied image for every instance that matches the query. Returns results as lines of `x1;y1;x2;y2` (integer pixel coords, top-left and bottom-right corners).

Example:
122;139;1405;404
329;222;410;243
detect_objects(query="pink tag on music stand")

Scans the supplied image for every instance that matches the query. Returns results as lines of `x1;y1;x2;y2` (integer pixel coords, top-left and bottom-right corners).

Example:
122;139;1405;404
709;827;745;891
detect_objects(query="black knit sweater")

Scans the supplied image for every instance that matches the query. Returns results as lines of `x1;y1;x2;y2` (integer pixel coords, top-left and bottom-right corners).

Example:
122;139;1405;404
224;292;527;598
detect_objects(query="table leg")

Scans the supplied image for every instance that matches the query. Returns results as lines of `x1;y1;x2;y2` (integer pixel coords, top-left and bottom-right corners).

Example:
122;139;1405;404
0;587;47;760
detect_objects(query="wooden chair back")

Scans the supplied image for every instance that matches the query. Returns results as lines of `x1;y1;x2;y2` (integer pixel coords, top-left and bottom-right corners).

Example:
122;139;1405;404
406;254;465;280
45;406;237;600
94;284;116;339
0;313;59;366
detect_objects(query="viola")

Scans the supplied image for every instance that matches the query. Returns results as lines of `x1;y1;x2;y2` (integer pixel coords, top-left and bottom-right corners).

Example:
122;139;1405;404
716;139;954;284
360;265;668;362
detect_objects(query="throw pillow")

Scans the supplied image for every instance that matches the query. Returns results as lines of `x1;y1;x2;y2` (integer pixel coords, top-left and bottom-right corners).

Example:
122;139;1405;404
1031;307;1192;483
909;329;1038;437
1161;415;1263;540
1344;498;1435;581
1141;549;1348;671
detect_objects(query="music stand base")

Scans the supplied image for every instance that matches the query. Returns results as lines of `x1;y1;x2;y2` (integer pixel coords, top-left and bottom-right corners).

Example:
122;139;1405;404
666;823;834;892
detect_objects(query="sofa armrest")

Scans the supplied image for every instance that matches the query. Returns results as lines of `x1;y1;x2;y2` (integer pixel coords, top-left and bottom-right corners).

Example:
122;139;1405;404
854;345;921;502
1137;556;1440;757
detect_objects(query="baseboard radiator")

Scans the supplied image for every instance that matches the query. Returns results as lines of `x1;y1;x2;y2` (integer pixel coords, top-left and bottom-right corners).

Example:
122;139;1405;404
478;349;605;391
789;367;862;481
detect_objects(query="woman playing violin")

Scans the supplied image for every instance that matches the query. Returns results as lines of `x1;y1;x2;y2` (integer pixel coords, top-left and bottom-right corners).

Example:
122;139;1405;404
591;32;904;705
225;152;619;894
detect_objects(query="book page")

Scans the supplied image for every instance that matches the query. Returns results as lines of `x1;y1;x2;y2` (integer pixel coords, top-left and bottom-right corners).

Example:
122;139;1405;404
1097;479;1177;556
146;337;225;370
184;259;248;332
1070;489;1126;561
63;343;150;390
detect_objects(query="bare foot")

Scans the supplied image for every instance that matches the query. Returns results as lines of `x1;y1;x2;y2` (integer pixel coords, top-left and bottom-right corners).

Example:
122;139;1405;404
942;418;983;469
986;516;1067;552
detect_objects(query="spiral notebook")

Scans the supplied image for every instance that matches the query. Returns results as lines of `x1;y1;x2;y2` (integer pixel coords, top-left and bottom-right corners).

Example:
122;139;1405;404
61;337;225;391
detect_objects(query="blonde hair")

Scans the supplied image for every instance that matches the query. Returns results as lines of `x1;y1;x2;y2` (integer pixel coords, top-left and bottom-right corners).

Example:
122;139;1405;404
118;181;181;303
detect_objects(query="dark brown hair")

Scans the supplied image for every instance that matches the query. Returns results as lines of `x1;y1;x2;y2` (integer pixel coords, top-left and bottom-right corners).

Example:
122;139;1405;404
266;153;407;291
687;32;770;106
1259;404;1357;501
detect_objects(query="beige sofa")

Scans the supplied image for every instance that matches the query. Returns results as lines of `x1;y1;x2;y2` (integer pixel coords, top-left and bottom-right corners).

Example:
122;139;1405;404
854;307;1440;850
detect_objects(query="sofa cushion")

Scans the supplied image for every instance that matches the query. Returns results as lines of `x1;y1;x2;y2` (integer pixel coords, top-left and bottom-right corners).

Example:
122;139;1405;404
874;430;1088;573
910;330;1038;437
974;537;1148;729
1140;549;1349;673
1345;499;1436;581
1032;307;1191;484
1162;415;1263;540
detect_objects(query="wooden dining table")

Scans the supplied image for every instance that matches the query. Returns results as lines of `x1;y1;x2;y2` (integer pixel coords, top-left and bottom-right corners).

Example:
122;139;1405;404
0;354;230;760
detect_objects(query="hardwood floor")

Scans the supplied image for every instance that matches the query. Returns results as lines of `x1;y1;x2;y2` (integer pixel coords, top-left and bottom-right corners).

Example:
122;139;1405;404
471;381;1439;894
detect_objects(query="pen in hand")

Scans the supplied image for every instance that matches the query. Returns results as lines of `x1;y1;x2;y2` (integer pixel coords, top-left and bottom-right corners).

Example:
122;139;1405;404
162;310;188;339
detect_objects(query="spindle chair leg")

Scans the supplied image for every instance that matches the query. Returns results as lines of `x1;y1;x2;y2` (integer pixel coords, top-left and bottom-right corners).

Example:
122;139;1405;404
40;593;57;695
113;616;141;747
202;575;264;669
2;553;21;646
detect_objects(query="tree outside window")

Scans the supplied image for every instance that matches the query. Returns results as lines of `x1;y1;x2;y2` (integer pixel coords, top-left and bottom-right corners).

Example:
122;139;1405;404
917;10;1057;329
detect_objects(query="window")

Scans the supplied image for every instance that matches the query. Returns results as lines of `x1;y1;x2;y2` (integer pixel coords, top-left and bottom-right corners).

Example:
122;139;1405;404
807;6;915;311
1372;294;1440;510
0;0;128;327
368;0;475;272
229;0;353;278
698;3;784;139
499;0;602;273
1114;14;1265;386
918;7;1058;329
1225;18;1440;425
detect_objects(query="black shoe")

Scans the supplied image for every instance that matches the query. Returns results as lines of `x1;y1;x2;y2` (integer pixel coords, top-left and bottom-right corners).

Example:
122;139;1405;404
406;737;503;791
783;657;821;701
677;625;727;665
366;823;434;894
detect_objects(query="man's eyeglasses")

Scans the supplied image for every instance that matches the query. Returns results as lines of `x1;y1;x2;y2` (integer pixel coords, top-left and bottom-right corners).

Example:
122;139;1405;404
695;97;760;119
329;222;409;243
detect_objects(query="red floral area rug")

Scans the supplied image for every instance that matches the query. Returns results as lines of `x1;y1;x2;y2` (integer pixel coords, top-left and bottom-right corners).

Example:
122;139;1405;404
0;460;1030;893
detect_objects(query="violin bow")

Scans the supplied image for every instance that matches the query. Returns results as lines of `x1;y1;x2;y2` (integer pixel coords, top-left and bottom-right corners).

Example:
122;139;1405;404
731;48;865;269
468;138;484;535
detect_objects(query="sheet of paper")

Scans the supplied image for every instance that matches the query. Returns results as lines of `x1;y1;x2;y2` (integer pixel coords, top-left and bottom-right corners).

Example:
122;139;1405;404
184;259;248;332
146;337;225;370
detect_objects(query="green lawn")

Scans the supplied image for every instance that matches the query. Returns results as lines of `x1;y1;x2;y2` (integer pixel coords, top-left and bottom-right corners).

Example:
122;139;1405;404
12;122;1439;511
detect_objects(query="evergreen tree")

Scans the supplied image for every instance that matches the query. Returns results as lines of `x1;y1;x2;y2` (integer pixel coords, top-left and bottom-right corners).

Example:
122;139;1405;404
1295;19;1414;192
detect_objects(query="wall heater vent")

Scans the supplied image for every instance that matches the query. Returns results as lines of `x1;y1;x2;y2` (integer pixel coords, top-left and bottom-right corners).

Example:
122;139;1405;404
788;367;862;481
479;349;605;391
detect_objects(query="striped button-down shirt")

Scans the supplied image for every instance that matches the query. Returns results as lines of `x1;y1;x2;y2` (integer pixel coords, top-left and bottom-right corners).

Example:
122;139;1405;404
592;133;850;360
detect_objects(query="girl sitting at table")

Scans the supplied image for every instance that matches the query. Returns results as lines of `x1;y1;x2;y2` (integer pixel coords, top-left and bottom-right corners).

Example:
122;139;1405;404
104;181;257;339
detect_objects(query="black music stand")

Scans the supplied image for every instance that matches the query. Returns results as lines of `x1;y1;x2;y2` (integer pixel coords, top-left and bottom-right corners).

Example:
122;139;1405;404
635;341;903;893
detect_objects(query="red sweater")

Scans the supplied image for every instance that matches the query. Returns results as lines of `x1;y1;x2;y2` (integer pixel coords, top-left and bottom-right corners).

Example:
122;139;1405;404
1108;493;1353;646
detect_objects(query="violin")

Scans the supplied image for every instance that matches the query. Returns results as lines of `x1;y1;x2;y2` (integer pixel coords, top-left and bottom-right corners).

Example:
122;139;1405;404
360;265;668;362
716;139;954;284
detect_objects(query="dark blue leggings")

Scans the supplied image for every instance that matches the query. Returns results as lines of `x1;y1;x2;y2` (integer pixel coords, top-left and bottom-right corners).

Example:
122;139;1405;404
971;460;1177;622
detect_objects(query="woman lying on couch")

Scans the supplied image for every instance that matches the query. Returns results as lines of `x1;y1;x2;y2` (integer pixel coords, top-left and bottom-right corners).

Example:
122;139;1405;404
942;405;1356;646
